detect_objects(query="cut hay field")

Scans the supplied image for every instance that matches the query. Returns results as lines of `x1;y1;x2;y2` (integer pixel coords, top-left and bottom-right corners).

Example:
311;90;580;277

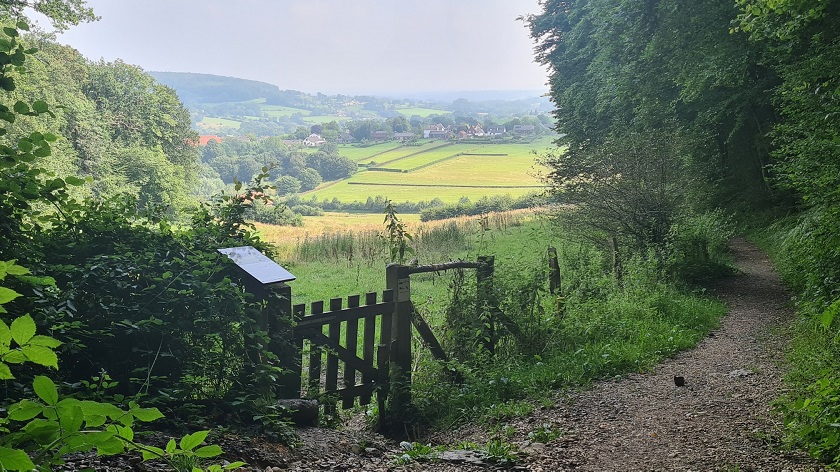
395;107;451;117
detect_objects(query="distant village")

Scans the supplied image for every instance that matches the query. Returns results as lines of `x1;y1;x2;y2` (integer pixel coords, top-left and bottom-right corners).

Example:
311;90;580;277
198;122;542;149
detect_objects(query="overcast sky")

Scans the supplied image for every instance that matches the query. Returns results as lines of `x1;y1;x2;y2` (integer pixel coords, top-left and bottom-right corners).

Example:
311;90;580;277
48;1;549;96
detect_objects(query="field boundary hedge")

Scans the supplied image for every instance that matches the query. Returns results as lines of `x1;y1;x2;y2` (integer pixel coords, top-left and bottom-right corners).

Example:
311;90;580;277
346;182;544;189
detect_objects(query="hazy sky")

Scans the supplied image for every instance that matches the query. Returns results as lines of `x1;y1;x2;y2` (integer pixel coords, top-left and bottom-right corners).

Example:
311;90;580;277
49;1;549;95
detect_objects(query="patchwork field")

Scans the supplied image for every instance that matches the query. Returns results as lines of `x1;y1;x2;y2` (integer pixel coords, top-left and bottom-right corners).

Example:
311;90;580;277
304;137;554;204
377;143;479;171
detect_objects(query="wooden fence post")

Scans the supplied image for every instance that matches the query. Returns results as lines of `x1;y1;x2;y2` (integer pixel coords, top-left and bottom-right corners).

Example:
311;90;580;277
547;247;561;295
477;255;496;355
385;264;412;417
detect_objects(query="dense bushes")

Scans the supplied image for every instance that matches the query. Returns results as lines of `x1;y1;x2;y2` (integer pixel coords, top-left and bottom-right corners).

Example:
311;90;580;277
419;193;543;221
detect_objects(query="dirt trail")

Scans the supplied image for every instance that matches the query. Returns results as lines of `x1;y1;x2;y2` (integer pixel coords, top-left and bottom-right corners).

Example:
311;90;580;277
508;238;822;471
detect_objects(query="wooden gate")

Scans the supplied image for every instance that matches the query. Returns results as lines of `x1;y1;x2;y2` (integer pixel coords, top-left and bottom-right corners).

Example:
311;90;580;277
288;290;396;418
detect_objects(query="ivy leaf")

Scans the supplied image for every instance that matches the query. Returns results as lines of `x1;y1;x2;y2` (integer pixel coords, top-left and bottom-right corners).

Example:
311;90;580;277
10;314;36;345
33;375;59;406
0;446;36;471
179;430;209;452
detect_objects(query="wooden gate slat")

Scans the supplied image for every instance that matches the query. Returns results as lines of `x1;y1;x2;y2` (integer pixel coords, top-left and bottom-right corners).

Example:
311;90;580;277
307;300;324;396
343;295;361;409
361;292;377;405
306;332;378;379
325;298;342;415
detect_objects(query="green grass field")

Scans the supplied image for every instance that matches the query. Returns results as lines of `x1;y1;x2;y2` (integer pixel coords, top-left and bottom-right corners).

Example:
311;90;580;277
304;138;552;204
378;143;481;170
367;142;452;165
261;105;310;118
303;115;351;124
337;143;403;162
395;107;451;118
198;117;242;129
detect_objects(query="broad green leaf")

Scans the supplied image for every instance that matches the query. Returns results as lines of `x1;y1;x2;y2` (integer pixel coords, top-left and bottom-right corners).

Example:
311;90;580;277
61;434;97;454
79;400;124;419
22;345;58;369
0;286;22;305
27;335;62;348
179;430;209;452
84;414;107;428
0;362;12;380
194;444;223;458
9;315;35;345
0;260;30;278
224;461;247;470
0;446;36;471
0;319;10;347
95;436;125;456
165;438;176;454
3;27;19;38
57;403;85;434
141;445;165;461
33;375;59;405
22;418;60;444
65;176;85;186
12;101;28;114
0;77;15;92
819;299;840;330
2;350;26;364
8;399;43;421
130;406;164;423
83;430;116;445
115;424;134;442
32;100;49;113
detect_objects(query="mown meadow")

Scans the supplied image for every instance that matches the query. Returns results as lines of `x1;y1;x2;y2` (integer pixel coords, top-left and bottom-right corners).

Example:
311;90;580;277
304;137;551;204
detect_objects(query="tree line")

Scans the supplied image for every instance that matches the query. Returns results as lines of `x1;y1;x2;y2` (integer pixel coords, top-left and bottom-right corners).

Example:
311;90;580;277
527;0;840;464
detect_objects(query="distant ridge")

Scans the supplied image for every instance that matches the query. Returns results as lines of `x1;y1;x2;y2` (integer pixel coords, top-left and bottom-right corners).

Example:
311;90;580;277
149;71;313;108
